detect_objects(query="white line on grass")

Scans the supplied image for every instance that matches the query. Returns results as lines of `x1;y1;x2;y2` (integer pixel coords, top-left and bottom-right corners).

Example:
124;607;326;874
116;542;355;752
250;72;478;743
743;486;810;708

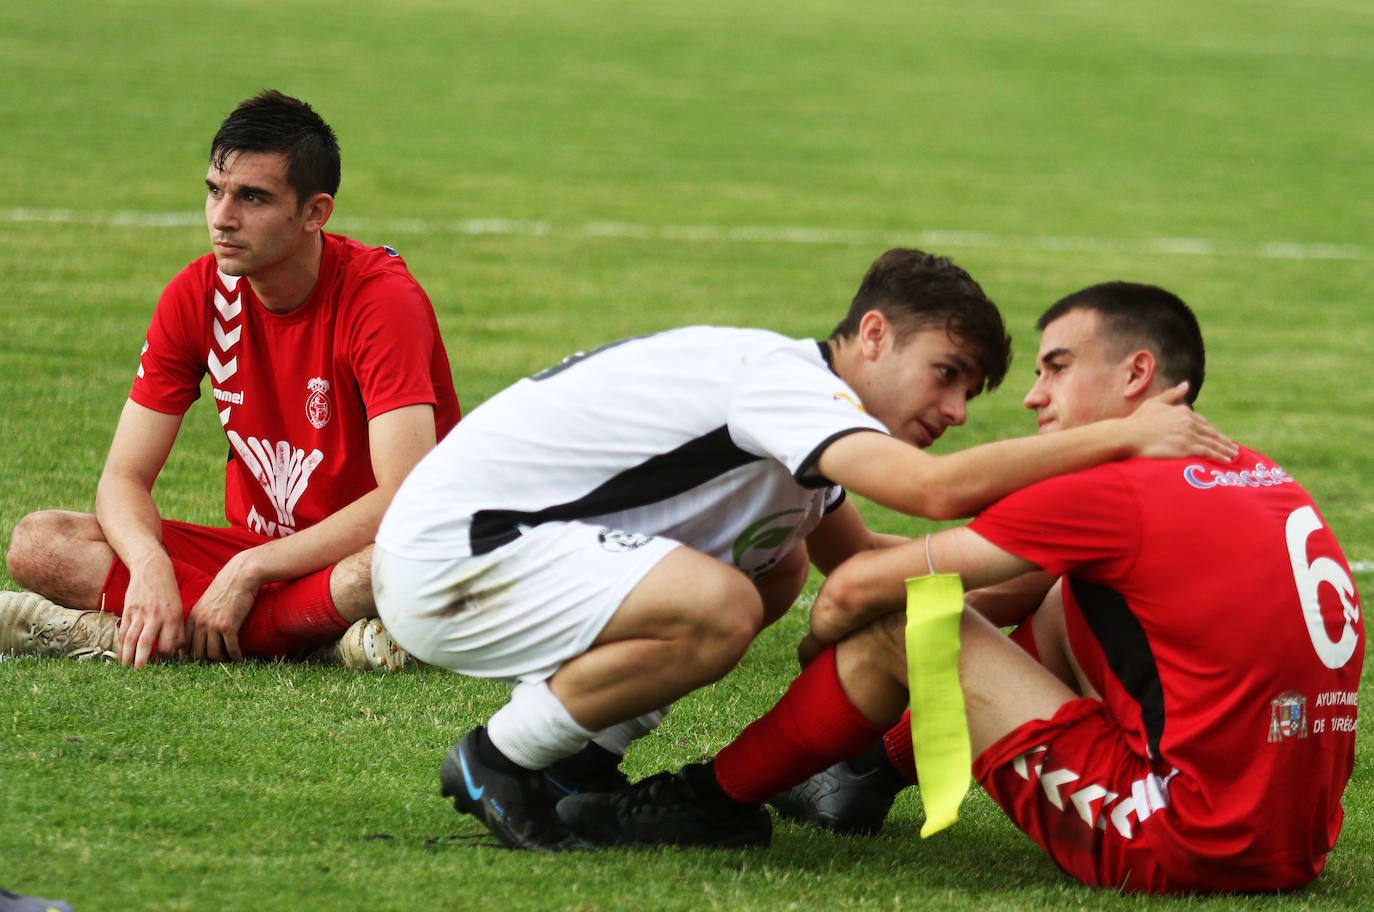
1;207;1371;571
2;207;1369;262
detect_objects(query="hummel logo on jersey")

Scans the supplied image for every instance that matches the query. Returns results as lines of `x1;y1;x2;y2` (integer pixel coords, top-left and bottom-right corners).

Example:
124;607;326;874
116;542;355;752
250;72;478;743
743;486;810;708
228;431;324;536
1010;745;1175;840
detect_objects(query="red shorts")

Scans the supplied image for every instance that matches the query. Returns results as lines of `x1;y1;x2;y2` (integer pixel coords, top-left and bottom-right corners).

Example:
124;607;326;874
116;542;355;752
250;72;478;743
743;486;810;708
100;521;272;614
973;697;1182;894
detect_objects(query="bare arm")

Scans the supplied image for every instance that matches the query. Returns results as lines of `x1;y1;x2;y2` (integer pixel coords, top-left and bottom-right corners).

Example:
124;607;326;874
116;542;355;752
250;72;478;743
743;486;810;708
803;498;909;577
95;400;187;668
811;526;1038;644
186;403;437;660
817;382;1235;521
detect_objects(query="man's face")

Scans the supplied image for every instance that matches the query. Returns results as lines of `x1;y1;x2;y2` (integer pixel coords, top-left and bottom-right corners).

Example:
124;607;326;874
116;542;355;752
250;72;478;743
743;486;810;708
861;327;986;449
1024;308;1133;433
204;150;313;278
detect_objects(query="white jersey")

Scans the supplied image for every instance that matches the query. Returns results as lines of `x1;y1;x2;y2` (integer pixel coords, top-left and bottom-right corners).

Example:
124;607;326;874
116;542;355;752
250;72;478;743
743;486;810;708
377;327;891;580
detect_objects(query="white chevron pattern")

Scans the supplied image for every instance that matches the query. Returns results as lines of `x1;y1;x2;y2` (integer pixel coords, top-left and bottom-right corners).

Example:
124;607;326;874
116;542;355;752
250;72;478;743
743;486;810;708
213;288;242;322
210;272;243;389
208;350;238;384
213;320;242;350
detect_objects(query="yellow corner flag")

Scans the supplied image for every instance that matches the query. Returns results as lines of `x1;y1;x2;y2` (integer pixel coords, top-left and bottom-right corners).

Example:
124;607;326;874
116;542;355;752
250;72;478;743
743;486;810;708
905;573;971;837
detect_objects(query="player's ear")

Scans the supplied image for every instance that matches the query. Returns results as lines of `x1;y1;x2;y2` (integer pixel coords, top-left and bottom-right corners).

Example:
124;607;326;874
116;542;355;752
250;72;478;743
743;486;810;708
857;310;893;360
1122;349;1158;399
302;192;334;232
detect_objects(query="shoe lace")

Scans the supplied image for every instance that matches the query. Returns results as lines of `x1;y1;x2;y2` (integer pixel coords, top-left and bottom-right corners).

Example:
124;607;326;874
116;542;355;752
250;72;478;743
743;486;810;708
609;770;698;818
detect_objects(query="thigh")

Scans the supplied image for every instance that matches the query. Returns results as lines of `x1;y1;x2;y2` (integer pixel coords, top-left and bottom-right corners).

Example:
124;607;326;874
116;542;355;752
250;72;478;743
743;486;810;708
753;543;810;627
973;698;1180;893
100;522;271;613
373;522;681;682
157;521;272;571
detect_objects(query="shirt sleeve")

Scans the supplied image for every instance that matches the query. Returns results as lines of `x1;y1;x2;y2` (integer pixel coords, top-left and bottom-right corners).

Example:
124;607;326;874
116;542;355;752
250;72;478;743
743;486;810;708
128;265;207;415
344;271;445;421
968;464;1140;578
726;343;891;486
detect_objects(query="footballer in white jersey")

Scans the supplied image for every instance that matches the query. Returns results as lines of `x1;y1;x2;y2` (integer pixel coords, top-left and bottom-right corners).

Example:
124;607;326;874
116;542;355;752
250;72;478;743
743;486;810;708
378;327;888;580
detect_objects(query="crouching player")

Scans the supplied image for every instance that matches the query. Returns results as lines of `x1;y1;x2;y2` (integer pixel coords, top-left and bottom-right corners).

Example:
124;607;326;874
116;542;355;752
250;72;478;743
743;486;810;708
558;282;1363;894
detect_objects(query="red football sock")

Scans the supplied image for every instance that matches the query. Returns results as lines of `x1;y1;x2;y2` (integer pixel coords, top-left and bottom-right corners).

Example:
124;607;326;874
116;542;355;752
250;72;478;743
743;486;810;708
714;645;885;804
882;711;918;784
238;566;348;658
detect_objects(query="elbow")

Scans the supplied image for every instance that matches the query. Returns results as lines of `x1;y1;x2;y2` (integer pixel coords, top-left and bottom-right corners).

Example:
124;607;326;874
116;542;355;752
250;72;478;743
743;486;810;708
811;571;870;643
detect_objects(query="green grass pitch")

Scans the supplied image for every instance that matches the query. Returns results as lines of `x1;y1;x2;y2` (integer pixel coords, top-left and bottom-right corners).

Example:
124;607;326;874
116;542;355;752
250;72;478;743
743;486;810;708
1;1;1371;909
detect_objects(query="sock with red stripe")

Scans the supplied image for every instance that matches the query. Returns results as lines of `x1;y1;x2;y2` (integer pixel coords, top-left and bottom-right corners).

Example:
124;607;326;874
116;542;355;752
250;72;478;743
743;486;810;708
713;645;885;804
878;710;918;784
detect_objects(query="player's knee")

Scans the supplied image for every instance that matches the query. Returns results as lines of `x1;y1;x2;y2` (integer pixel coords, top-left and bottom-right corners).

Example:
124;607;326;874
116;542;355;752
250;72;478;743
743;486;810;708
847;611;908;678
810;570;869;643
755;544;809;627
6;511;65;588
329;545;376;618
687;575;763;676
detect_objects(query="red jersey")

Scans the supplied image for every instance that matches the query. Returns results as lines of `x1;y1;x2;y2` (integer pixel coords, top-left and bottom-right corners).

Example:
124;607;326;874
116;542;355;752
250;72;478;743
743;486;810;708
131;232;460;537
970;446;1363;889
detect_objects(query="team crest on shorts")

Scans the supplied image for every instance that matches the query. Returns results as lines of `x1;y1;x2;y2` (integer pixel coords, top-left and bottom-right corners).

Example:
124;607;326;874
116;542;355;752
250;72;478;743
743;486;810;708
306;377;332;429
598;528;654;552
1267;690;1308;742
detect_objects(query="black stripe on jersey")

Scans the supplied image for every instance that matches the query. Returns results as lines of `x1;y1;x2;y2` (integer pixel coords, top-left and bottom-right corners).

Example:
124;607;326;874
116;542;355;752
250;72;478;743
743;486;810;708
794;428;886;489
468;425;762;555
816;339;836;373
1069;577;1166;760
530;333;656;382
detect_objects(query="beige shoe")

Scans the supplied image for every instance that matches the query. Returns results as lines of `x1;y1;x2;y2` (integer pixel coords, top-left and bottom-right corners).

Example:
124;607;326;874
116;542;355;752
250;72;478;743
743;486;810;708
313;618;411;672
0;590;118;660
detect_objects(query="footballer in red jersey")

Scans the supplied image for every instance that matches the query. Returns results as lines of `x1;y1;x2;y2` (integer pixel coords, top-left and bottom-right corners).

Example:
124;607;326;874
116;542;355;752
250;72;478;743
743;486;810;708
4;91;458;669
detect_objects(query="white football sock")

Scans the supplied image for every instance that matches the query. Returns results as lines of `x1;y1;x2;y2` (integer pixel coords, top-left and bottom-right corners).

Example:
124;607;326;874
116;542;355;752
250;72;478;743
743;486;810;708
488;680;597;770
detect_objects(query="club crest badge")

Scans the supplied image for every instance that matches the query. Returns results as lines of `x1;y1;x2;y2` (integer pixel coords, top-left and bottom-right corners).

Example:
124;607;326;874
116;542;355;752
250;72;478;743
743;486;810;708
306;377;332;429
1267;690;1308;742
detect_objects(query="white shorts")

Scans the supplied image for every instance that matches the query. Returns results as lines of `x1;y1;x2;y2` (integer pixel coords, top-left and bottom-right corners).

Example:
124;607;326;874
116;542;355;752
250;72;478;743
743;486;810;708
373;522;681;684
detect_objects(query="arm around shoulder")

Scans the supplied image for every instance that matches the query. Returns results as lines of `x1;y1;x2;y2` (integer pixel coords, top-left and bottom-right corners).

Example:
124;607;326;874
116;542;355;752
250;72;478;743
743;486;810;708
816;388;1234;521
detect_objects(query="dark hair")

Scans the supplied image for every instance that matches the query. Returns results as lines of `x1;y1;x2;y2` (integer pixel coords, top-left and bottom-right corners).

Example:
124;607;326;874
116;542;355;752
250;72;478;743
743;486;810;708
1038;282;1205;404
209;90;340;205
830;248;1011;392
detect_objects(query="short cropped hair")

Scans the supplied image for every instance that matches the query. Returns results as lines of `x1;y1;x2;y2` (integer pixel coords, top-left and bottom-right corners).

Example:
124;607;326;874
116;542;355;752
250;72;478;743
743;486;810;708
209;90;341;205
1038;282;1206;404
830;248;1011;392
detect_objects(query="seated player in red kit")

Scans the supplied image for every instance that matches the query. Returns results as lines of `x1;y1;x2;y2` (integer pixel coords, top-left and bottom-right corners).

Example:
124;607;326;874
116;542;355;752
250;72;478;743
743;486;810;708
2;90;459;670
